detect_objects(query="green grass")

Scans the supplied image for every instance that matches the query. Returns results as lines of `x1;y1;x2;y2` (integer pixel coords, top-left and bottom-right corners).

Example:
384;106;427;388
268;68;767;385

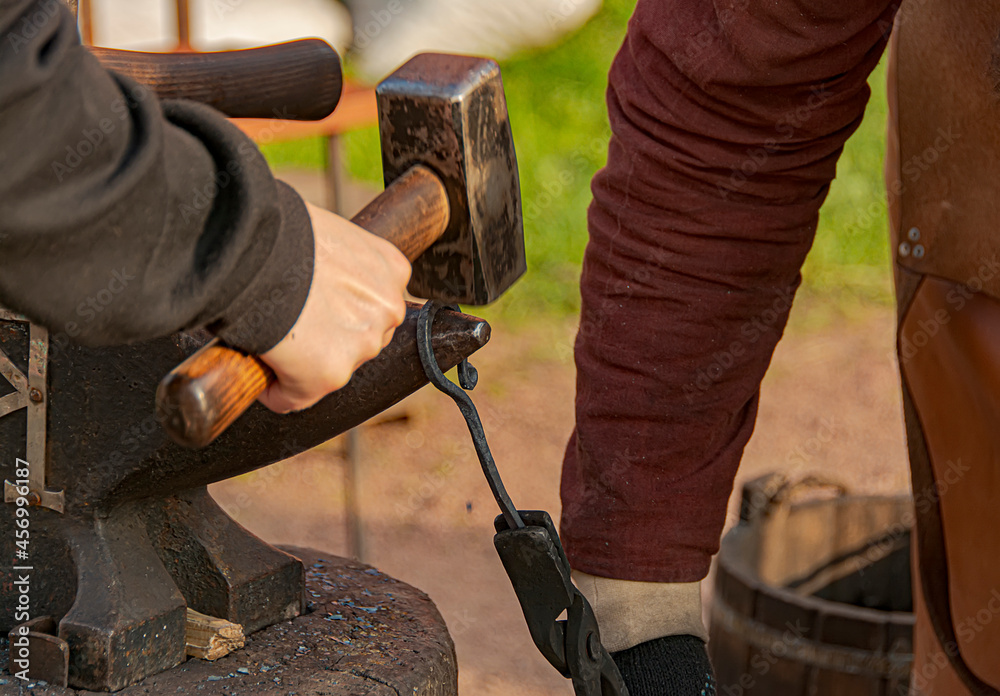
803;59;894;306
260;0;895;322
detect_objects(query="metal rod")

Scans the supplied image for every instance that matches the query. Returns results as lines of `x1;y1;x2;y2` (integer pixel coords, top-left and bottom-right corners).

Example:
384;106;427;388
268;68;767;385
416;301;524;530
79;0;93;44
175;0;191;51
326;133;365;561
324;134;346;214
344;428;366;561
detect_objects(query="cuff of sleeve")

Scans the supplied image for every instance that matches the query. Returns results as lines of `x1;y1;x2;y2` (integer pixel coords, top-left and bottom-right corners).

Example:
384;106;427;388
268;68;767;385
213;181;314;354
571;570;708;652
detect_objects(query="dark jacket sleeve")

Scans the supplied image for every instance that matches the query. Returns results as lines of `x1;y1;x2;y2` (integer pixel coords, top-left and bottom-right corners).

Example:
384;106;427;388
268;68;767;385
559;0;899;583
0;0;313;354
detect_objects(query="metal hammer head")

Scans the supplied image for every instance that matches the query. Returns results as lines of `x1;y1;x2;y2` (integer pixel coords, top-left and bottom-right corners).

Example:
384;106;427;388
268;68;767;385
376;53;526;305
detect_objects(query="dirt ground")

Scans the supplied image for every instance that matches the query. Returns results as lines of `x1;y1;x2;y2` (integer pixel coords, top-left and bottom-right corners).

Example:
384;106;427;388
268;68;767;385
210;292;911;696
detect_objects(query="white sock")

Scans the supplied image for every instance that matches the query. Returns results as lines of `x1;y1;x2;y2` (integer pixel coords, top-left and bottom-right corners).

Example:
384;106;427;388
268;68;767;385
571;570;708;653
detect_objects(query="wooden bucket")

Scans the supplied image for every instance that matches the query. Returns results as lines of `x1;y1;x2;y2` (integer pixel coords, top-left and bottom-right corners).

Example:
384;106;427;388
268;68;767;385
709;474;914;695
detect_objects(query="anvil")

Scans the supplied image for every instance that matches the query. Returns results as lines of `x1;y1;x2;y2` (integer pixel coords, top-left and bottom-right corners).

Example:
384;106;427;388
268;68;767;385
0;303;489;690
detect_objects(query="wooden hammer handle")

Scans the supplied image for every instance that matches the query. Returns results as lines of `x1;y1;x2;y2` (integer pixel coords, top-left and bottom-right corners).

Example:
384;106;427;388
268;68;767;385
89;39;343;121
157;165;450;448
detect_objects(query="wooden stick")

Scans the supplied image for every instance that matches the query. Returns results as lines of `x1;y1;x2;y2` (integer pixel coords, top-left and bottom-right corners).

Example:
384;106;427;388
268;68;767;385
185;608;245;661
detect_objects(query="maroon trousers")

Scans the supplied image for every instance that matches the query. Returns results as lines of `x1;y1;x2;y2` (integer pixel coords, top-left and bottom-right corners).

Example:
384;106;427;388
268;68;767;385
561;1;1000;692
559;0;898;582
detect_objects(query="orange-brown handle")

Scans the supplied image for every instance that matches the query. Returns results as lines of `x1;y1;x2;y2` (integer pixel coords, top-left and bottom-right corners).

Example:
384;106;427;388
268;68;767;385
157;339;275;449
89;39;343;121
157;165;450;448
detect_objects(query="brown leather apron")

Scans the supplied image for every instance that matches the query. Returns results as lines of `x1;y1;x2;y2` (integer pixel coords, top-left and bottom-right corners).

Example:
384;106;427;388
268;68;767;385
888;1;1000;692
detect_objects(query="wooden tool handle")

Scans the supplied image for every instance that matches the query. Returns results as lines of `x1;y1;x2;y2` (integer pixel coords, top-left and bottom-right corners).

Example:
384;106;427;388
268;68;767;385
351;164;452;259
158;165;450;448
90;39;343;121
157;339;275;449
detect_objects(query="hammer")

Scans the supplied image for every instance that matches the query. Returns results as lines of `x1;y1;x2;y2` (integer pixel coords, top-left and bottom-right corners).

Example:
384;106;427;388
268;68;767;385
156;53;525;448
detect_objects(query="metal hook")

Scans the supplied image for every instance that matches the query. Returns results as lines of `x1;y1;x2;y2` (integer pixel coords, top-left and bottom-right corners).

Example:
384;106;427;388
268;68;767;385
416;301;523;530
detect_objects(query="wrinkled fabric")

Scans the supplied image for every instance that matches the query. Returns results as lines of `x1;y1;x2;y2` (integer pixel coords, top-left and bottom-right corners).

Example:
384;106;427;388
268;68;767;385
0;0;313;353
561;0;899;582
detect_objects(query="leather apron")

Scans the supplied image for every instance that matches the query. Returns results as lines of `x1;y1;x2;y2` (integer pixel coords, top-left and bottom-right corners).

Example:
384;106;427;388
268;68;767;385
888;1;1000;692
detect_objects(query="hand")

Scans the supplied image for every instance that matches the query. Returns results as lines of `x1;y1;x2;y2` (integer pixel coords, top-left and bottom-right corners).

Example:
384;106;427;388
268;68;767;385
258;201;411;413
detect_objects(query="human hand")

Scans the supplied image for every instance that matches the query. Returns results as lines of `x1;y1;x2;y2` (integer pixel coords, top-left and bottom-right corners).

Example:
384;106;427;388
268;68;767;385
258;201;411;413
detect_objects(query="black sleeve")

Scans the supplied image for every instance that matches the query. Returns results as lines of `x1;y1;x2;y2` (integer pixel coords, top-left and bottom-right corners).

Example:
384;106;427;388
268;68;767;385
0;0;314;354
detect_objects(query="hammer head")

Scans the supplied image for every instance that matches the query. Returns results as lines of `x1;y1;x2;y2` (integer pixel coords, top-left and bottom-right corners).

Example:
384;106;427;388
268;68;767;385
376;53;526;305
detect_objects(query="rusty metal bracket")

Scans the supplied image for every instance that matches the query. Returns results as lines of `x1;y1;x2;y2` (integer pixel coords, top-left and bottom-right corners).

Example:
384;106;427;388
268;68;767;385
6;616;70;687
0;308;64;513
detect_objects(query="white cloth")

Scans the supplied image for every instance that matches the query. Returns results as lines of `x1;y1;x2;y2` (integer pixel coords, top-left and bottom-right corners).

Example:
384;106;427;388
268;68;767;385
348;0;602;79
88;0;353;53
571;570;708;653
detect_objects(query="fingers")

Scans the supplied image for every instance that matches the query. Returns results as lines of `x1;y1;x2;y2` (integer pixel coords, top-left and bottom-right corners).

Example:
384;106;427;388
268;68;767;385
382;325;397;351
257;379;312;414
373;234;413;284
259;314;400;413
256;202;413;415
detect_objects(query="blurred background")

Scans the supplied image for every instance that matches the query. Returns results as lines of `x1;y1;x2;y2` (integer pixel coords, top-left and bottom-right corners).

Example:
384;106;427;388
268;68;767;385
83;1;911;692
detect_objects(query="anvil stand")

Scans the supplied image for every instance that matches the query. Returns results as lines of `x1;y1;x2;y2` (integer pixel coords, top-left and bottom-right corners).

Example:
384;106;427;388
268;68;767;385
0;304;487;692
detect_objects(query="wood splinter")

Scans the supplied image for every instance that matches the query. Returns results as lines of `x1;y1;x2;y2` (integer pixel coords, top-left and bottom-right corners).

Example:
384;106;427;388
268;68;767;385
185;608;246;661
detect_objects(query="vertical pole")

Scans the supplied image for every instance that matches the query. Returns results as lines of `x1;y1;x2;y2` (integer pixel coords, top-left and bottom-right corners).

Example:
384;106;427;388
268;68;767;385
344;429;365;561
324;134;346;215
79;0;94;45
325;133;365;560
175;0;191;52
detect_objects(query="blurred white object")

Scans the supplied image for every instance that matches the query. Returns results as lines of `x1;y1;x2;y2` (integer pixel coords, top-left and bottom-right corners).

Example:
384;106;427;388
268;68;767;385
88;0;353;53
346;0;603;80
